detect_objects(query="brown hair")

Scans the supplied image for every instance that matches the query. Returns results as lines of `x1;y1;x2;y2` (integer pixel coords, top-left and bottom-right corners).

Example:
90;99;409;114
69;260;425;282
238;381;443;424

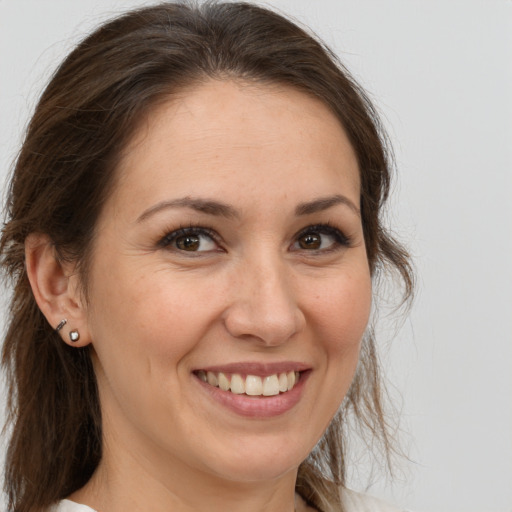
1;2;413;511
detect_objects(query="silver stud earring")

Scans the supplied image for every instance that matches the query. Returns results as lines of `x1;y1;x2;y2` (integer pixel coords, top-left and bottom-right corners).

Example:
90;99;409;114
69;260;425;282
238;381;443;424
69;330;80;343
55;319;67;332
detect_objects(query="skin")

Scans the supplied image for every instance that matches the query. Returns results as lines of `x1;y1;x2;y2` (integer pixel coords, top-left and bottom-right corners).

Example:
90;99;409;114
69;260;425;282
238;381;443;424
27;80;372;512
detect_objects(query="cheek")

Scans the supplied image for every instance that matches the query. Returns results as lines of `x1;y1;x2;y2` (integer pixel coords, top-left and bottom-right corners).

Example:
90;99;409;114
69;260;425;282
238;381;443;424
309;269;371;415
294;269;371;441
85;271;199;431
86;260;221;381
311;270;372;355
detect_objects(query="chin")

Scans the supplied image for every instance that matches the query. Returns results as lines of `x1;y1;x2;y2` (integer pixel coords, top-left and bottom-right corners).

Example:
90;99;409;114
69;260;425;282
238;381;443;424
199;433;311;484
211;457;299;484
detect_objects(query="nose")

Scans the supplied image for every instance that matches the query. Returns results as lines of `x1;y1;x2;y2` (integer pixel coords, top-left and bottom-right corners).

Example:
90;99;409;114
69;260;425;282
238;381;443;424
223;255;306;346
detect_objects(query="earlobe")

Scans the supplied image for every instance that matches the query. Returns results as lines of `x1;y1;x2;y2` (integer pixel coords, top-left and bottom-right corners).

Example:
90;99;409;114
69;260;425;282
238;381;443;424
25;233;91;347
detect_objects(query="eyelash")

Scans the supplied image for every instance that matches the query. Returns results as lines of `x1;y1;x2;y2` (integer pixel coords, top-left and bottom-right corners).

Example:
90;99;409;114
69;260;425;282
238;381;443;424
157;223;351;253
157;225;221;251
293;223;351;253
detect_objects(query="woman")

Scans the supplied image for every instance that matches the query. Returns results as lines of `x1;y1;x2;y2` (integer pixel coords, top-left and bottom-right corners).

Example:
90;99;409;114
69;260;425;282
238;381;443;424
0;2;413;512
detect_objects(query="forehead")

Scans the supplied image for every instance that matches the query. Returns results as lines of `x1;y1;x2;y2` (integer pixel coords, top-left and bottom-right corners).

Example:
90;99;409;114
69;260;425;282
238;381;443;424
109;80;360;218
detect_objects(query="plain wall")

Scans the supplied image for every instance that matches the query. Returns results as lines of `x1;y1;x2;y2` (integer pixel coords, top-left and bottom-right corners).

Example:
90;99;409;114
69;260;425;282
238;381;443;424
1;1;511;511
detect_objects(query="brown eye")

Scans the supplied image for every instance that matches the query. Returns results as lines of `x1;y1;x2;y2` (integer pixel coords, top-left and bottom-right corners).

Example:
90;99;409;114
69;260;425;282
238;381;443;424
292;225;350;252
298;233;322;250
159;228;218;252
176;234;201;251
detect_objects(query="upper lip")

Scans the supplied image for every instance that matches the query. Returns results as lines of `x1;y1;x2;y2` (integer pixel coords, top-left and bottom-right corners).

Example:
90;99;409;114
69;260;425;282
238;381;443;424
193;361;311;376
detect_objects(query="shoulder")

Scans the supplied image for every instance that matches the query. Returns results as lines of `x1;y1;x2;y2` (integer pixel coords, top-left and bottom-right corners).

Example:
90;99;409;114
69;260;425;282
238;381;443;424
48;500;97;512
340;488;406;512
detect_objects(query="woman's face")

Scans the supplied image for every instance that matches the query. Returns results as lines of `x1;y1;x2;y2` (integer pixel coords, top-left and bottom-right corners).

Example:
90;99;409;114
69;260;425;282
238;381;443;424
82;80;371;484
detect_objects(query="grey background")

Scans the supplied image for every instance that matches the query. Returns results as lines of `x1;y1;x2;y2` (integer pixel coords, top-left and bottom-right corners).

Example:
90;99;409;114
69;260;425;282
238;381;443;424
1;1;511;511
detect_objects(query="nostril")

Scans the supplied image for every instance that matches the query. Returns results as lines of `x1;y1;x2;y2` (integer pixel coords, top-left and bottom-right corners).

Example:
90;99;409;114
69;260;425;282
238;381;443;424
223;306;304;346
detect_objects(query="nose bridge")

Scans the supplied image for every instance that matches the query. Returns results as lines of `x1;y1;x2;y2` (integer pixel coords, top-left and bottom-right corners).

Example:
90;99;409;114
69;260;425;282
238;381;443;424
224;249;304;345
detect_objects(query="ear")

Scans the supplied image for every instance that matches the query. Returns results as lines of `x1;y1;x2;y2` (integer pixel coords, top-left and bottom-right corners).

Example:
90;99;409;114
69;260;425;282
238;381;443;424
25;233;91;347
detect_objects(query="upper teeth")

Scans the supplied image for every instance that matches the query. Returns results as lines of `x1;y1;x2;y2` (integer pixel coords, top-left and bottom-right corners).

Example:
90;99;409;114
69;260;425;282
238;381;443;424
196;370;300;396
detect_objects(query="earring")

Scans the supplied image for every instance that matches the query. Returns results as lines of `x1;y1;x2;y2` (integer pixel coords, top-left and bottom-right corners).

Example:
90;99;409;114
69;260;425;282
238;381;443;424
69;330;80;343
55;319;67;332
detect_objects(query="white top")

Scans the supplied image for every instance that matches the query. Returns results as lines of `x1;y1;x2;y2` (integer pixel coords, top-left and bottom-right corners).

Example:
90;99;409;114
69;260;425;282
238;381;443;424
50;501;96;512
50;490;407;512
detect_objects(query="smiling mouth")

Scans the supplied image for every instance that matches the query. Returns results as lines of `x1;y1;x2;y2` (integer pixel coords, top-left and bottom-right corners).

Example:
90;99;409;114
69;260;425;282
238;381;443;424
194;370;301;397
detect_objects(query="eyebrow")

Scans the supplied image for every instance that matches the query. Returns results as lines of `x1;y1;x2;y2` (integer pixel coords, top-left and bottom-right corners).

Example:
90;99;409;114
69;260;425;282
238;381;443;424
295;194;360;217
137;193;359;223
137;197;239;223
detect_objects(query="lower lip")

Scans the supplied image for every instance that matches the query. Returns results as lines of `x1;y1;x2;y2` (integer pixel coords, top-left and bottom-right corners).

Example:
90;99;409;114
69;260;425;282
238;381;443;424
194;371;310;418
